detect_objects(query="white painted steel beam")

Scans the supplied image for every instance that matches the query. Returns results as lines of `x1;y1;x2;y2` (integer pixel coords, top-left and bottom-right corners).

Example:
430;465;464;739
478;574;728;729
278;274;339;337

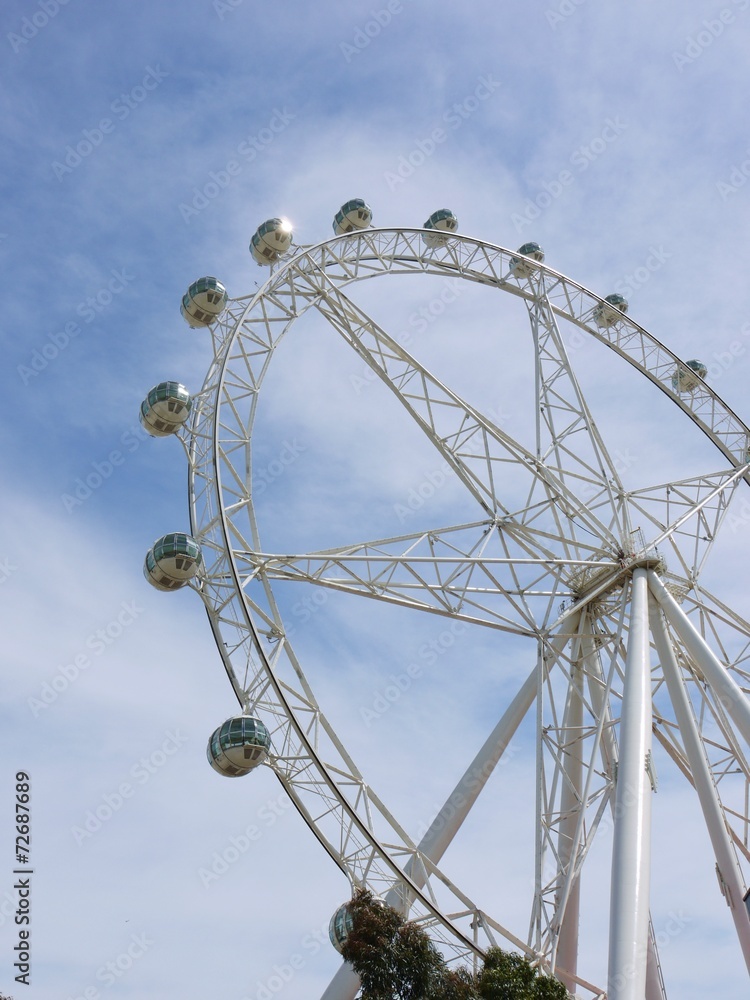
649;598;750;973
648;571;750;746
579;615;666;1000
608;569;653;1000
554;657;584;994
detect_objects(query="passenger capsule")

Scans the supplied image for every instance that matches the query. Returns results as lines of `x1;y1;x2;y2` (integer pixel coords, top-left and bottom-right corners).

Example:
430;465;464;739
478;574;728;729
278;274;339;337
180;276;228;328
139;382;192;438
250;218;294;265
329;897;387;952
333;198;373;235
510;242;545;279
207;716;271;776
672;359;707;394
144;533;203;591
329;902;355;954
422;209;458;248
594;293;629;329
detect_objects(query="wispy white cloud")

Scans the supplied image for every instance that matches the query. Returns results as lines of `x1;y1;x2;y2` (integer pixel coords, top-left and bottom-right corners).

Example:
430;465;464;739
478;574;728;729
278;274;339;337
2;1;750;997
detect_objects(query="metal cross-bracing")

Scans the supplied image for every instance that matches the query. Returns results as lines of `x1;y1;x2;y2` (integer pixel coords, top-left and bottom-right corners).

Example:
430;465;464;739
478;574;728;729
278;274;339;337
182;228;750;999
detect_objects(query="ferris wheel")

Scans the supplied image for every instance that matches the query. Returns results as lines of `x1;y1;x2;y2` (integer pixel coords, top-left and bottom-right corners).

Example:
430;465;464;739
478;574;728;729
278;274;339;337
140;202;750;1000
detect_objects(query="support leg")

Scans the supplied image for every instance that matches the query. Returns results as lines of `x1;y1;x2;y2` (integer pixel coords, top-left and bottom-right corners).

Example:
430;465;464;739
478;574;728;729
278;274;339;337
320;624;577;999
553;655;584;993
649;593;750;973
608;568;653;1000
648;572;750;745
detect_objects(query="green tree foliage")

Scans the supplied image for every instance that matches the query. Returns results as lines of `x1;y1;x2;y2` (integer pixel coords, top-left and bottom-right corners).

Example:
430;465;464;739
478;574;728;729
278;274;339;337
431;966;481;1000
341;889;569;1000
477;948;568;1000
341;889;447;999
476;949;536;999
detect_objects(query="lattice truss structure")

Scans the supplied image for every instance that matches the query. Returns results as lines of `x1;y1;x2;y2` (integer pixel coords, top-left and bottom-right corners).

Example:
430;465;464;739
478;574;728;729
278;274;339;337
179;230;750;1000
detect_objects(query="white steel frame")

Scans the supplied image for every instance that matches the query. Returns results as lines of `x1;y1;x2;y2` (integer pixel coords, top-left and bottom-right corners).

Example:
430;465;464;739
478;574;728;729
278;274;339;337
179;229;750;999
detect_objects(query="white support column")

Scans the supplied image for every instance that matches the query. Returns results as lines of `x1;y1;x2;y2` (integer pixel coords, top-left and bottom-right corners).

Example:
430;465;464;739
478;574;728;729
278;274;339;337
649;597;750;973
580;616;666;1000
320;963;362;1000
554;658;584;993
533;638;546;954
648;571;750;746
413;659;540;866
608;568;653;1000
321;625;576;1000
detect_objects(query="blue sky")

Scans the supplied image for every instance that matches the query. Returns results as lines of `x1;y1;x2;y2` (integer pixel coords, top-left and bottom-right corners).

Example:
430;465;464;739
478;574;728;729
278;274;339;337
3;1;750;998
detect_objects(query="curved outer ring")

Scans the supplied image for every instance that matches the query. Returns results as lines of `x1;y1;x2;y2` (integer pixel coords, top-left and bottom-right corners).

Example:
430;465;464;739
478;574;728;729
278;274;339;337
186;228;750;984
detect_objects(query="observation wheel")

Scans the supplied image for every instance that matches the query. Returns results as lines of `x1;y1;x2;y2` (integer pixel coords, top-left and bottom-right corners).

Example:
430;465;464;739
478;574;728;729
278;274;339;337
141;209;750;1000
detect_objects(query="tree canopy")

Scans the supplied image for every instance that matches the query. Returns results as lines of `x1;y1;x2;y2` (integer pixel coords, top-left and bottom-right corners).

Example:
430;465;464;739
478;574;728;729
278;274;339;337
340;889;570;1000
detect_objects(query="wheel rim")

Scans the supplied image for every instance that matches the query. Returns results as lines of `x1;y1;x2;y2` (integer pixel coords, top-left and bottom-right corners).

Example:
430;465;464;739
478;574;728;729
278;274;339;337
183;229;750;997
